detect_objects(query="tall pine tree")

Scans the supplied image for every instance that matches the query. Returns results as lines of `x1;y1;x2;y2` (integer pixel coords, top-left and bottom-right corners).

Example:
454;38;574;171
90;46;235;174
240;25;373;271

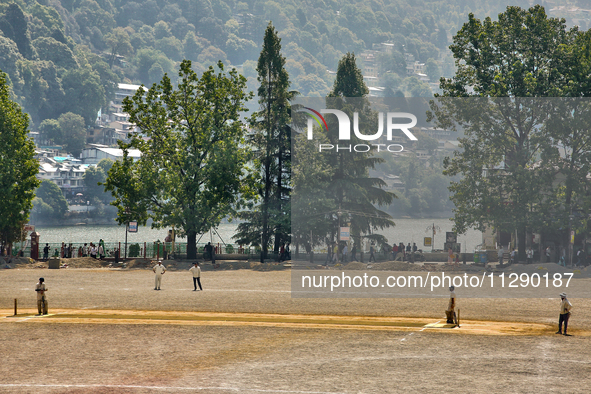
325;53;395;252
234;22;295;259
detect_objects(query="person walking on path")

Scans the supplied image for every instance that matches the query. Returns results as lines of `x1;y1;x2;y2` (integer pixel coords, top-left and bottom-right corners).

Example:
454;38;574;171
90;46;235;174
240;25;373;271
556;292;573;336
189;262;202;291
498;246;504;265
332;243;339;264
153;260;166;290
35;277;48;315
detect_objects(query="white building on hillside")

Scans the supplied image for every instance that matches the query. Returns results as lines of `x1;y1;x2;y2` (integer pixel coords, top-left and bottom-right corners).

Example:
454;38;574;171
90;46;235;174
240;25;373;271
80;144;142;164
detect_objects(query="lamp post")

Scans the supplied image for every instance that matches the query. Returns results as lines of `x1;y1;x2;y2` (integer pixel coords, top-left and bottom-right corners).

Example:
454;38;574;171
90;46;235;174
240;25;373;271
426;223;441;252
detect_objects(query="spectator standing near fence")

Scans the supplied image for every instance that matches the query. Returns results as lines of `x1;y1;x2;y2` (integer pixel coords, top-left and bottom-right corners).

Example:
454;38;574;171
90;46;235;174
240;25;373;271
526;247;533;264
43;244;49;261
350;243;357;261
498;246;504;265
153;260;166;290
189;262;202;291
369;243;376;262
35;277;48;315
556;292;572;336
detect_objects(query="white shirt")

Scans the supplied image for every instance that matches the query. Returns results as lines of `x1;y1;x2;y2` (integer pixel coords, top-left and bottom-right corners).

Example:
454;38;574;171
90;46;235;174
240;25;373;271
153;264;166;275
447;291;456;311
189;265;201;278
560;298;572;314
35;283;47;300
526;249;533;258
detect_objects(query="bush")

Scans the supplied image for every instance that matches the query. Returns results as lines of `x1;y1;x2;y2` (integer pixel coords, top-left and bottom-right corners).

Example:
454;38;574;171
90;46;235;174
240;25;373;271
129;243;140;257
225;244;234;254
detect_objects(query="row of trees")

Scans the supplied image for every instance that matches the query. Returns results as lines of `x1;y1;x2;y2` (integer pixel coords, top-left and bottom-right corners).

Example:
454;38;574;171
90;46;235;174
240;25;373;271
433;5;591;261
104;22;394;259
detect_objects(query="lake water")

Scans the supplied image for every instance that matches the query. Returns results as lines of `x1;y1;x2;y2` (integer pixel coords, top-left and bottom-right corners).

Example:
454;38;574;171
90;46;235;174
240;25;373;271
33;218;483;252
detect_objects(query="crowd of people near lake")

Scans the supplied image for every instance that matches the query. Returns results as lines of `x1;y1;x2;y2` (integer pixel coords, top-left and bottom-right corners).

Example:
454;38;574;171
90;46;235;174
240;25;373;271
41;239;120;263
324;241;424;264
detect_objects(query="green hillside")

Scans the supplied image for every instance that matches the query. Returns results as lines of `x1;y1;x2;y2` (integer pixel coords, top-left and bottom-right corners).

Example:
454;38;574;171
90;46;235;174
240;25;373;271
0;0;587;127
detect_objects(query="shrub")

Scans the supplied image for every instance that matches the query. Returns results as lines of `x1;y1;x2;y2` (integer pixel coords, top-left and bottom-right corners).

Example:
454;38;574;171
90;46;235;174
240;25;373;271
129;243;140;257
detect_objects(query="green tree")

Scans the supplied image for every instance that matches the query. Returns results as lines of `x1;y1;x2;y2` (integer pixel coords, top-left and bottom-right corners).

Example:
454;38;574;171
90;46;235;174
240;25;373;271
234;22;295;258
1;3;34;59
105;60;253;259
31;37;78;69
0;71;40;247
61;67;105;125
36;180;68;220
58;112;86;157
39;118;62;144
84;158;114;204
104;27;133;68
433;5;576;261
425;58;441;82
324;53;395;249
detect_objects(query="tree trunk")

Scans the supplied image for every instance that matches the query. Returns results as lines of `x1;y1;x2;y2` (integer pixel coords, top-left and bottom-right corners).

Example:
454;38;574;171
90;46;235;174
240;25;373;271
187;230;197;260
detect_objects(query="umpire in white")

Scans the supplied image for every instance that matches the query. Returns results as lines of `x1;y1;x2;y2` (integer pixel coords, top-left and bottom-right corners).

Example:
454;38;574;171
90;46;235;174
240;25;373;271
557;292;573;336
152;260;166;290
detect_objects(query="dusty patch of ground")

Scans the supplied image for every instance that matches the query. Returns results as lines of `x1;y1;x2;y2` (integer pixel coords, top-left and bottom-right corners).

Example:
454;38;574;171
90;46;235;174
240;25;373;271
1;269;590;393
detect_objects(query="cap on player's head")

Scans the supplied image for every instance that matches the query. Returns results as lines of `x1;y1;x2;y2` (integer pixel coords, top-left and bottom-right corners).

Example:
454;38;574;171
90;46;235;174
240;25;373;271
39;277;44;282
194;262;198;265
449;286;455;292
560;292;567;298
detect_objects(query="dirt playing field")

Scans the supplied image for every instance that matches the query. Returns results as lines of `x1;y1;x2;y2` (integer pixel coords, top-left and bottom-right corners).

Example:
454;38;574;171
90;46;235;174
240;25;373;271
1;267;590;393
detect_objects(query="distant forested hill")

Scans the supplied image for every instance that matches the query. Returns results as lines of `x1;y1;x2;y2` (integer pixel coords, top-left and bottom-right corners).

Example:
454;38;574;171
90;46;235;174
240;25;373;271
0;0;586;127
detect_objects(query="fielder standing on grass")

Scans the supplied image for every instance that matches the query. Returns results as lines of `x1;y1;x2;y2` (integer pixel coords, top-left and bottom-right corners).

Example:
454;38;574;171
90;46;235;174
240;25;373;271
557;292;573;336
153;260;166;290
189;262;202;291
35;277;48;315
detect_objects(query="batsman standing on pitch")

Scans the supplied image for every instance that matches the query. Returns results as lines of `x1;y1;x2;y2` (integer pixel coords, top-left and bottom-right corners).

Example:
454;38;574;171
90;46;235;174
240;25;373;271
446;286;456;324
35;277;48;315
153;260;166;290
557;292;573;336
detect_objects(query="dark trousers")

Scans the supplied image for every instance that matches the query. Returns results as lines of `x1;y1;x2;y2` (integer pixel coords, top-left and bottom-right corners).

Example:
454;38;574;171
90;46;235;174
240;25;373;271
193;277;202;290
559;313;570;333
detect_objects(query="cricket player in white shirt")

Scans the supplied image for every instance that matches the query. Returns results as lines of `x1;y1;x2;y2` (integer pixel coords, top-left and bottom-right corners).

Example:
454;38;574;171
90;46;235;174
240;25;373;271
557;292;573;336
189;262;202;291
153;260;166;290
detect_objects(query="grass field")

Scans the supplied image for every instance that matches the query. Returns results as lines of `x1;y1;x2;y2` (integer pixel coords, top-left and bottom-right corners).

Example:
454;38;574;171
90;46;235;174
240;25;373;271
1;268;590;393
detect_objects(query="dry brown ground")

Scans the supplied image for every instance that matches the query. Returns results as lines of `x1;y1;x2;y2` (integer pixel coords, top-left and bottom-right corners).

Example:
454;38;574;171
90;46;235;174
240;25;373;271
1;269;590;393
